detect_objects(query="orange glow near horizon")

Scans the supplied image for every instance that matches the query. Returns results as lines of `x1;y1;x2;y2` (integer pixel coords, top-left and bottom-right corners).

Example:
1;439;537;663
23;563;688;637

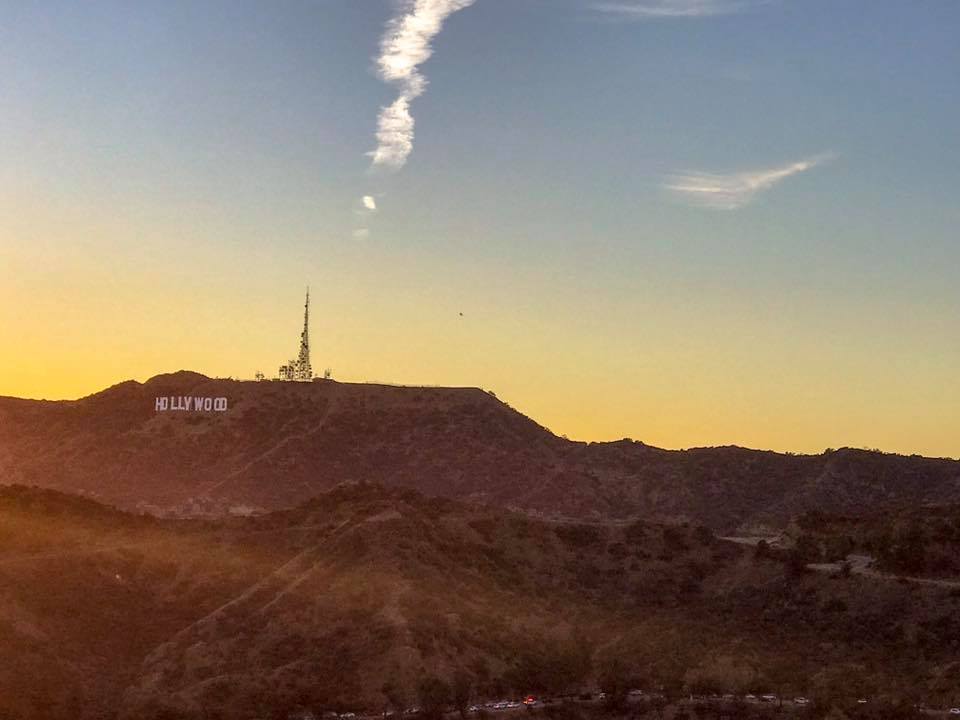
1;147;957;461
2;250;958;461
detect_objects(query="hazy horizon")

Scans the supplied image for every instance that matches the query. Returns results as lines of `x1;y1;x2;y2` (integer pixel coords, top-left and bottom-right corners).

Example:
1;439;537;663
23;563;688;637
4;368;958;462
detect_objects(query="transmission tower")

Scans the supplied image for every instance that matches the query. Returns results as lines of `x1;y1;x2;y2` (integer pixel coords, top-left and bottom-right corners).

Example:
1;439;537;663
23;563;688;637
278;288;314;381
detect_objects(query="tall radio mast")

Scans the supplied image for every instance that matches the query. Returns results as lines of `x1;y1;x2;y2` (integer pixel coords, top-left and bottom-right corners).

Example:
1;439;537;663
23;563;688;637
296;288;312;381
278;288;314;381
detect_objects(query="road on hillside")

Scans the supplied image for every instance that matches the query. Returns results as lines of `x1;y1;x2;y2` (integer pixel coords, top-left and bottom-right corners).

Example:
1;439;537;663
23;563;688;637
720;537;960;589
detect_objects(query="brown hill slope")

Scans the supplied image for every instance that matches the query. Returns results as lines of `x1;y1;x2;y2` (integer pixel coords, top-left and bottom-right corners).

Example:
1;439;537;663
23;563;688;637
779;503;960;578
1;484;960;720
1;372;959;531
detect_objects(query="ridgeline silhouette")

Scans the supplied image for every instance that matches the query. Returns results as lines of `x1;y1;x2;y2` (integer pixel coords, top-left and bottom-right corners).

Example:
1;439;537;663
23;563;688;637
1;372;958;532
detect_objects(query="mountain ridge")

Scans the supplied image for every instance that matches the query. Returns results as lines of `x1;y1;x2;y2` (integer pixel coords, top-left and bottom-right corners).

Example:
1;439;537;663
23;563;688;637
1;372;958;532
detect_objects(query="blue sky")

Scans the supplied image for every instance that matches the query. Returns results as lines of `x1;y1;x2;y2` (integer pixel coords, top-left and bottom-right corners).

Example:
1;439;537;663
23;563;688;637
1;0;958;456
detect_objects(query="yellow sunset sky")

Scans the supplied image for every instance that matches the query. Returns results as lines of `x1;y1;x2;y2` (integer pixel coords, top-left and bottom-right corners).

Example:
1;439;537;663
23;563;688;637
2;1;958;459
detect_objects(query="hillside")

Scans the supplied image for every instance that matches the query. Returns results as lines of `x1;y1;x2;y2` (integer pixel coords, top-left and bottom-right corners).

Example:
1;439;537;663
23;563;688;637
1;484;959;720
1;372;959;531
781;504;960;578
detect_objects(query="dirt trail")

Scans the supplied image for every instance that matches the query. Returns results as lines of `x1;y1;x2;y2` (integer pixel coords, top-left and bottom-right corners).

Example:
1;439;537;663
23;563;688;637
718;535;784;547
809;554;960;589
156;517;353;648
0;542;149;567
257;521;362;614
203;383;344;496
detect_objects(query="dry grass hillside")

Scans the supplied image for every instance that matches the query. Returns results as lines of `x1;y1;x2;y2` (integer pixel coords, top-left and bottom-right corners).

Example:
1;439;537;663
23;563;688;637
1;373;959;532
781;504;960;578
1;484;959;720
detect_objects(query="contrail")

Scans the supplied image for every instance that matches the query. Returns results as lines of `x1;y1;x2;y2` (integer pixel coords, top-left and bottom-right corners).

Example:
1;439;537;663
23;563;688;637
368;0;477;171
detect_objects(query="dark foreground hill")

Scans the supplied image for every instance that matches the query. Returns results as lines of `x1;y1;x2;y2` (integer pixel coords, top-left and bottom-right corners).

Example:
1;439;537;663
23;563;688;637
782;504;960;578
1;372;959;531
1;484;959;720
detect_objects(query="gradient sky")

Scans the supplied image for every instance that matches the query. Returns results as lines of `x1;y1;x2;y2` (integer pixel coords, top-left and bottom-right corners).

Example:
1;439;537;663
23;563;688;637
2;0;959;457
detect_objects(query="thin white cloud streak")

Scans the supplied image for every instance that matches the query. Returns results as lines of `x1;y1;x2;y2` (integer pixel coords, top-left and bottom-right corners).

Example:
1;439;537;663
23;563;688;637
592;0;755;19
368;0;476;171
665;154;833;210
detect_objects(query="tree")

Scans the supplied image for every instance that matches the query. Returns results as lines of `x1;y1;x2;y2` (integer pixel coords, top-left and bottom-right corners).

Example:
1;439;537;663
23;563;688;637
598;657;637;710
453;671;473;719
788;534;820;575
417;676;452;720
683;657;757;697
694;525;715;547
810;665;862;710
649;695;668;720
755;539;770;560
544;703;584;720
893;523;926;575
382;681;407;717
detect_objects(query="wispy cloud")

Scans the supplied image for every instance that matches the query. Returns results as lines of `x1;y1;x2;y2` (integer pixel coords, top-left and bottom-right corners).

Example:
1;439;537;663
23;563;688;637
592;0;758;20
665;154;833;210
353;195;378;237
368;0;476;171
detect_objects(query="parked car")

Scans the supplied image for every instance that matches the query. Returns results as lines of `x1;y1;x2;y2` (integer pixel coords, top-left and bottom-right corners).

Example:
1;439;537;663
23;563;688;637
948;709;960;715
794;698;809;706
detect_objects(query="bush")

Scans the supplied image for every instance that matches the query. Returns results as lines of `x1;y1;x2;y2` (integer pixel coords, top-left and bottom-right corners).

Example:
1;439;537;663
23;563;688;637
417;676;452;720
555;525;602;549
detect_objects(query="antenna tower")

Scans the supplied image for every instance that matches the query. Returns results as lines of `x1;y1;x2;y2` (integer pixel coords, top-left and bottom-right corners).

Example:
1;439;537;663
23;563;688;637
278;288;314;381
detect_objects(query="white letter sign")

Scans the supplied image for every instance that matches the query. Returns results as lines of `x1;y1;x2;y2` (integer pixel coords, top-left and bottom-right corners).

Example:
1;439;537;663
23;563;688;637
154;396;228;413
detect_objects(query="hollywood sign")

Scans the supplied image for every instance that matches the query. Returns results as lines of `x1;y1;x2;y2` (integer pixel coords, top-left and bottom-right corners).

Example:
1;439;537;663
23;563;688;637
155;396;229;412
